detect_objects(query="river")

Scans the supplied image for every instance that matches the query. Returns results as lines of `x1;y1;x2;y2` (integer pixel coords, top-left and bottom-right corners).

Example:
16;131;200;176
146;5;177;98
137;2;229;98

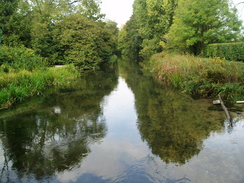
0;60;244;183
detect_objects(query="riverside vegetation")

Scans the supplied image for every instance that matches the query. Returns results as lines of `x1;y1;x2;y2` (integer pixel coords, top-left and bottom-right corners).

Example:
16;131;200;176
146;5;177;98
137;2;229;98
144;52;244;104
118;0;244;104
0;0;118;109
0;65;79;109
1;0;244;109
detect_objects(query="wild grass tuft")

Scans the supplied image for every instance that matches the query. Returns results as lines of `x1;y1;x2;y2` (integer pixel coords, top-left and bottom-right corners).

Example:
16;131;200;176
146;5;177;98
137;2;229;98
147;52;244;103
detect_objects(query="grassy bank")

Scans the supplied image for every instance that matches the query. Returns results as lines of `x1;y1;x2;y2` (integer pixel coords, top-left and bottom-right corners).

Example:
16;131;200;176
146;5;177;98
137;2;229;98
0;65;79;109
145;52;244;104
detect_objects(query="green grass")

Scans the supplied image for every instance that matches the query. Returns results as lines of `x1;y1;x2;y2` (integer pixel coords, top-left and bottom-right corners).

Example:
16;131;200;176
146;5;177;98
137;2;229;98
0;65;80;109
146;52;244;104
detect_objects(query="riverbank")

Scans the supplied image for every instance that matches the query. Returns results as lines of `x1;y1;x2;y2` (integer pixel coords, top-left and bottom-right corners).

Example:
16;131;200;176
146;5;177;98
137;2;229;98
0;65;79;110
145;52;244;104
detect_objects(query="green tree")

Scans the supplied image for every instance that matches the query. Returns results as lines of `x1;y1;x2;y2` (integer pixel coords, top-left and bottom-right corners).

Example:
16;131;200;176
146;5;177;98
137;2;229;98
165;0;243;54
118;26;130;57
125;14;143;60
137;0;177;58
0;0;19;32
30;0;74;63
0;0;37;47
118;14;143;60
105;20;119;55
78;0;105;21
0;29;2;46
30;0;107;65
122;0;177;60
55;14;116;69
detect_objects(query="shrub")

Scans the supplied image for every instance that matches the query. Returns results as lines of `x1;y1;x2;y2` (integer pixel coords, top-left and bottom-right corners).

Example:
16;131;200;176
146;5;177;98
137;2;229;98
0;46;47;71
55;14;116;70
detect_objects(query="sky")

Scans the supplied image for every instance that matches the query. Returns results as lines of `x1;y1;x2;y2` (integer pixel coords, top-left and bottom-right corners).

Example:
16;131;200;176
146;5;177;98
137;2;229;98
100;0;244;28
100;0;134;27
233;0;244;22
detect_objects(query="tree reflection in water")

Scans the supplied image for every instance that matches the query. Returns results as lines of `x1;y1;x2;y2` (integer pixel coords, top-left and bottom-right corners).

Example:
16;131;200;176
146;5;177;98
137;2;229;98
0;65;118;182
119;59;224;165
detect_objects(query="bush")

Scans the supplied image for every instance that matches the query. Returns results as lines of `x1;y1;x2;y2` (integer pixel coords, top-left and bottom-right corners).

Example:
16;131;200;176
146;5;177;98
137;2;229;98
55;14;116;70
203;42;244;61
0;46;47;71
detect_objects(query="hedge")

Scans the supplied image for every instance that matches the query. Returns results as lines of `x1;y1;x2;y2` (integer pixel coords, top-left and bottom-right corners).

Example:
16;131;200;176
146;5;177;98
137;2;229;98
203;42;244;61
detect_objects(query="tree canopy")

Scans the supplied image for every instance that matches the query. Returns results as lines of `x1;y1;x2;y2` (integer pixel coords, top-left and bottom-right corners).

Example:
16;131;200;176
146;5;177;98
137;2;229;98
0;0;118;69
119;0;243;59
165;0;242;54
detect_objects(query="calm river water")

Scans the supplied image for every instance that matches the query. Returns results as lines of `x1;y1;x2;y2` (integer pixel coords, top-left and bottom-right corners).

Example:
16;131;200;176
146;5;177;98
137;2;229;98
0;60;244;183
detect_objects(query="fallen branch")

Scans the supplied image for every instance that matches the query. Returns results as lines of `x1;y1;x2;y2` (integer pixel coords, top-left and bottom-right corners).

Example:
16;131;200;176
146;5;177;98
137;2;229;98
218;94;231;122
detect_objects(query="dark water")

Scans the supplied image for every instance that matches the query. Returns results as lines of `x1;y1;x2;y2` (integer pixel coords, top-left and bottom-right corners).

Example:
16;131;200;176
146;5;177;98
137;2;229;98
0;60;244;183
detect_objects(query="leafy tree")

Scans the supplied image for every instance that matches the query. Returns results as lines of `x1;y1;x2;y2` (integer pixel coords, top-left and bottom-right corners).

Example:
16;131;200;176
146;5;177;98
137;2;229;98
30;0;74;63
105;20;119;55
165;0;243;54
55;14;116;69
125;15;143;60
137;0;177;58
0;0;117;68
0;0;35;47
0;29;2;46
118;26;130;57
118;14;143;61
121;0;177;60
78;0;105;21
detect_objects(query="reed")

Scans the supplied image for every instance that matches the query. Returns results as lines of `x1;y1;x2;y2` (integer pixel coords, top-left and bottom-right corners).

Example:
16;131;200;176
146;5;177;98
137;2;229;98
148;52;244;103
0;65;79;109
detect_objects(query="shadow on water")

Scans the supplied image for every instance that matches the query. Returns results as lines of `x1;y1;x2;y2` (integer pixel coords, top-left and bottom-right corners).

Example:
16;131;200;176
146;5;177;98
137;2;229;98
0;64;118;182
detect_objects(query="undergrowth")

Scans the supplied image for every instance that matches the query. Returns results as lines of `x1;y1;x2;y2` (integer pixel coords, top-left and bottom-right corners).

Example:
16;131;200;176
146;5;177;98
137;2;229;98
146;52;244;104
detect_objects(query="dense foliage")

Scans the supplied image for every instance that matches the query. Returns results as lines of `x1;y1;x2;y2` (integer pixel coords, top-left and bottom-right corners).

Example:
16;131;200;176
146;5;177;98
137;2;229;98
0;0;118;108
53;14;117;69
0;0;118;69
119;0;243;59
118;15;142;60
118;0;177;60
204;42;244;61
0;46;47;71
166;0;242;54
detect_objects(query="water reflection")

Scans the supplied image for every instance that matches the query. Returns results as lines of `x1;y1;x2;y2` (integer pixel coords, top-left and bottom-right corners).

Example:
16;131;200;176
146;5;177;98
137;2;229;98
0;60;244;183
0;66;118;182
119;60;225;165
